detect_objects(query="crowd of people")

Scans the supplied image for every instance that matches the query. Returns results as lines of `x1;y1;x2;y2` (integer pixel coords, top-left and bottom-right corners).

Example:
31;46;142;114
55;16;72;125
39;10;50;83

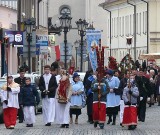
1;61;160;130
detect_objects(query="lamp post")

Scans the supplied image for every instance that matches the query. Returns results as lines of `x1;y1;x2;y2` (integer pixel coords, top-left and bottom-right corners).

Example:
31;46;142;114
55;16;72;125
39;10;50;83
24;18;36;73
76;19;88;72
75;47;78;68
59;14;72;69
74;40;79;69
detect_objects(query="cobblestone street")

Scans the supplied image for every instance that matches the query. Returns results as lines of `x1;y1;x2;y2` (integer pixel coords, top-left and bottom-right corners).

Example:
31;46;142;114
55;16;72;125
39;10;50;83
0;104;160;135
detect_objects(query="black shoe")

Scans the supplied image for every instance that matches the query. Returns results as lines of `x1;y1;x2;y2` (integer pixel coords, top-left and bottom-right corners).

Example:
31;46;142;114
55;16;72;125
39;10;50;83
120;123;124;127
90;121;94;124
112;122;116;125
45;123;51;126
60;124;65;128
9;126;15;129
128;125;136;130
19;120;23;123
99;123;104;129
26;124;33;127
94;122;98;128
65;124;69;128
128;126;133;130
107;119;112;124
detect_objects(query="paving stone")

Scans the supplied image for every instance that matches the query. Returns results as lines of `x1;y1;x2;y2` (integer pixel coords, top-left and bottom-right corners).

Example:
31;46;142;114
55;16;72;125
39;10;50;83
0;104;160;135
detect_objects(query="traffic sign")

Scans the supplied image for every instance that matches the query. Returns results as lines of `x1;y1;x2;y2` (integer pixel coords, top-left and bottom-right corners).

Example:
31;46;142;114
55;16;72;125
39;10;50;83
36;34;48;55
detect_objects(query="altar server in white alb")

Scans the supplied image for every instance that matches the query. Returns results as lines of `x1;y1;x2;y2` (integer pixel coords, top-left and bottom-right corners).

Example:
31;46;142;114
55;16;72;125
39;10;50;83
1;75;20;129
39;65;58;126
19;77;40;127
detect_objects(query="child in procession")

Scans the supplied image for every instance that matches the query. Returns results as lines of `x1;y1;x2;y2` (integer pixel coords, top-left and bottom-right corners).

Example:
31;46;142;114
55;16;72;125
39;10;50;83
19;77;40;127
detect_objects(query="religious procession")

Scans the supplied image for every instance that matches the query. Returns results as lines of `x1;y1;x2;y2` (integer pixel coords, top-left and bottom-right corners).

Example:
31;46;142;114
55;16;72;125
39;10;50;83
0;37;159;132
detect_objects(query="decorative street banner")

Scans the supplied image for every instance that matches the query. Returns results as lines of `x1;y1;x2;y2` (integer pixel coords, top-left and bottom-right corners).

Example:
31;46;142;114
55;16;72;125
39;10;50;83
4;31;23;47
86;30;101;72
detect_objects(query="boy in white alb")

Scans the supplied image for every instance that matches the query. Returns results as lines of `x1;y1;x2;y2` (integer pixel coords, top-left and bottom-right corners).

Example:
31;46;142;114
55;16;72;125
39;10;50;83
1;76;20;129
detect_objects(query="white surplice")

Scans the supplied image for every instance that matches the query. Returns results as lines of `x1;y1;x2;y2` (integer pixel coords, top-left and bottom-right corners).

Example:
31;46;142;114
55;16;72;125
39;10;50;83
23;106;35;124
42;73;55;124
55;99;71;124
119;100;125;123
0;83;20;109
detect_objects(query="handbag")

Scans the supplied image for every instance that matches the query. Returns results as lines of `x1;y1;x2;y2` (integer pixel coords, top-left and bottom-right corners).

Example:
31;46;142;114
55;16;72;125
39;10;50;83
58;96;67;104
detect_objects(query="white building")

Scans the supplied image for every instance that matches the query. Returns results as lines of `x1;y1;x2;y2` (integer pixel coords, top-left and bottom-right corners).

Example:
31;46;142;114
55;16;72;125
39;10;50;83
100;0;160;64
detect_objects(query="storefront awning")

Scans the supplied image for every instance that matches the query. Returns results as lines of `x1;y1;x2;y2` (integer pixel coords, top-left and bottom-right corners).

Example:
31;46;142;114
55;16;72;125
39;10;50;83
139;53;160;60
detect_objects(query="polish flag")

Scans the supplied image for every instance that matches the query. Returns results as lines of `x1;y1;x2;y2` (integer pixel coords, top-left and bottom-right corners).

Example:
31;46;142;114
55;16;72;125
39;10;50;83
55;45;60;61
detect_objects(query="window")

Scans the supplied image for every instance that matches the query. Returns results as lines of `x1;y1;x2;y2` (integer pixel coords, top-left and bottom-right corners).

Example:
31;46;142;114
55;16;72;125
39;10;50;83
139;13;141;35
143;11;147;34
133;14;134;35
119;17;121;36
125;15;129;36
130;15;132;35
108;19;110;38
136;13;138;34
122;16;124;36
117;17;119;37
114;17;116;37
60;7;71;15
112;18;114;38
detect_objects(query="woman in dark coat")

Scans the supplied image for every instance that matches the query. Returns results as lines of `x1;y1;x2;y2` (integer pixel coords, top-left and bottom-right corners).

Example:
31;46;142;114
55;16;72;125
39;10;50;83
83;70;94;123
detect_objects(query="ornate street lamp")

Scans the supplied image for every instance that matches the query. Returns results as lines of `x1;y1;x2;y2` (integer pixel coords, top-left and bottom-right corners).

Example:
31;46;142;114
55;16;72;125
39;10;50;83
59;14;72;69
24;18;36;73
76;19;88;72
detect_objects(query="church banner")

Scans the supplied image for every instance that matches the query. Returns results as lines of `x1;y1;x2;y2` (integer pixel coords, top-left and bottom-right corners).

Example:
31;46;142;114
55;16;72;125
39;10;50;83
86;30;101;72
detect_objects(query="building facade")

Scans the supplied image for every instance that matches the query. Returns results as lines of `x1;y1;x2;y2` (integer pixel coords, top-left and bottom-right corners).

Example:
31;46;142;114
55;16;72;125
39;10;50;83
48;0;108;71
0;0;18;76
100;0;160;64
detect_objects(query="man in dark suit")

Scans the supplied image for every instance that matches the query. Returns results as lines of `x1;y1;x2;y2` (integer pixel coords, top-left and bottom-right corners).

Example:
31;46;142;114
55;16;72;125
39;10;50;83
14;68;26;123
136;69;151;122
39;65;58;126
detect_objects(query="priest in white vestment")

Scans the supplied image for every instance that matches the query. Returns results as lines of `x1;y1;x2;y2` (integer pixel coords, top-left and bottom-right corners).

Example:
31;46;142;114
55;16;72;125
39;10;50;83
39;65;58;126
1;76;20;129
55;71;72;128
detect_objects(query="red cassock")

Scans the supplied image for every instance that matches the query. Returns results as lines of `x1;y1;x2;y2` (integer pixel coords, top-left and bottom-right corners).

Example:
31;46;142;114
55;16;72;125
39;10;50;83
122;105;137;126
92;102;106;123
